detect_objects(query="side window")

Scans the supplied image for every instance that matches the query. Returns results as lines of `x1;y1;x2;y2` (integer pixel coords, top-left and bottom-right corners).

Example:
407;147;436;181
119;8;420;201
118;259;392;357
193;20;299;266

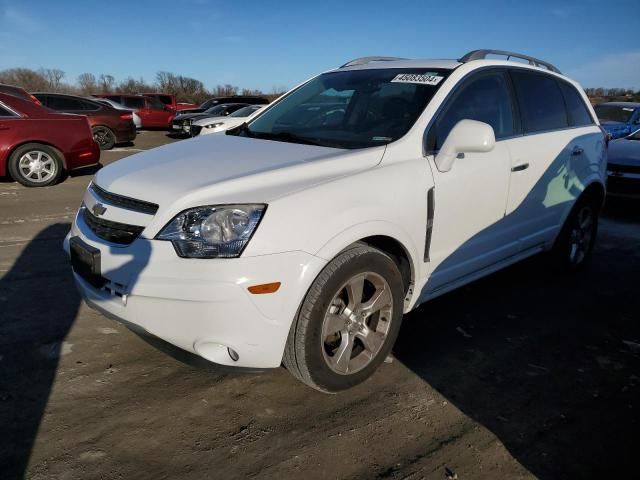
147;97;165;110
48;96;86;111
511;71;568;133
558;82;593;127
427;71;515;150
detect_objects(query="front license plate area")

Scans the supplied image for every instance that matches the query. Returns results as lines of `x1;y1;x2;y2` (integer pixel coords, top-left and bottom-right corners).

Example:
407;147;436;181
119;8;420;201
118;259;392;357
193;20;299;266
70;236;106;288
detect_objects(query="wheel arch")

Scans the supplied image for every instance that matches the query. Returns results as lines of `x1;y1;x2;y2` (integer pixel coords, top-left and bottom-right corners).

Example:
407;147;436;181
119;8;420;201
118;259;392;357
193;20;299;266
314;222;419;307
581;180;606;210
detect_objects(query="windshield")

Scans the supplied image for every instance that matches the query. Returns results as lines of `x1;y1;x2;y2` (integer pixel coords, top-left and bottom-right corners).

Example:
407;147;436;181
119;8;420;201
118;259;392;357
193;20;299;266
594;105;635;123
205;105;226;115
230;106;260;117
233;68;450;149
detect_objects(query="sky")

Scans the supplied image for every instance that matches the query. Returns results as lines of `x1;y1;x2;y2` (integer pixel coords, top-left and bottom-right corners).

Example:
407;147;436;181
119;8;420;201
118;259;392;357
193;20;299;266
1;0;638;92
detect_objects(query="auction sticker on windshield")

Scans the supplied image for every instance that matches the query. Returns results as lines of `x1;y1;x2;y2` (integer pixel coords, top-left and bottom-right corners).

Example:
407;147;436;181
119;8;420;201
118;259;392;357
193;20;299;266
391;72;444;85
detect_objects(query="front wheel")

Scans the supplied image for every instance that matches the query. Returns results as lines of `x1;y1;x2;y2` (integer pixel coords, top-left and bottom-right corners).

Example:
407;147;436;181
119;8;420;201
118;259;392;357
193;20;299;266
552;196;599;270
283;244;405;393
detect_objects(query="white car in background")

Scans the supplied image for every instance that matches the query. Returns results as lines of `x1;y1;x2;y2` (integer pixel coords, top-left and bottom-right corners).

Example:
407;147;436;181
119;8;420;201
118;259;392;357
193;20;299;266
66;49;607;393
92;97;142;129
191;105;266;136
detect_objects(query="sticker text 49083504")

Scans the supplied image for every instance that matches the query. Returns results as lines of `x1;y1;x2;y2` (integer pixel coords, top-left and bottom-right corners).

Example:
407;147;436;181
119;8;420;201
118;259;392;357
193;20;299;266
390;73;444;86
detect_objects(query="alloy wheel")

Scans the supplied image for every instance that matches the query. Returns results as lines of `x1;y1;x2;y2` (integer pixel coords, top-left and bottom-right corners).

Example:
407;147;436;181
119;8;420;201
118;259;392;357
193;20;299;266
321;272;393;375
17;151;57;184
568;205;594;265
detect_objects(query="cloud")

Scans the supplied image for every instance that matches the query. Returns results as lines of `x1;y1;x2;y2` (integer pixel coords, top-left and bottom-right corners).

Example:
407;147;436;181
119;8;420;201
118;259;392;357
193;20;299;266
567;51;640;89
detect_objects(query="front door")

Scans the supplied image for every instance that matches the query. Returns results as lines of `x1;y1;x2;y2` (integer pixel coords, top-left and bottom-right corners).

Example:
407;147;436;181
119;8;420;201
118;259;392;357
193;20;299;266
422;70;517;295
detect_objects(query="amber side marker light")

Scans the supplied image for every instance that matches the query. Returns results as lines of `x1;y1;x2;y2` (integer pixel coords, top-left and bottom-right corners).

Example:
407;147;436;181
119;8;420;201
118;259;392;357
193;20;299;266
248;282;281;294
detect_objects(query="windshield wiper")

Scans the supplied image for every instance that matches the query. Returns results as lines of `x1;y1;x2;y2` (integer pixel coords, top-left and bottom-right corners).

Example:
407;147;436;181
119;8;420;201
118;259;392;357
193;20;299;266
249;130;328;147
226;122;254;137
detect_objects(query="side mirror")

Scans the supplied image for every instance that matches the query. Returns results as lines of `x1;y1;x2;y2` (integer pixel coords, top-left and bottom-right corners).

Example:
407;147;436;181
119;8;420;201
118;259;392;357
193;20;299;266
434;119;496;172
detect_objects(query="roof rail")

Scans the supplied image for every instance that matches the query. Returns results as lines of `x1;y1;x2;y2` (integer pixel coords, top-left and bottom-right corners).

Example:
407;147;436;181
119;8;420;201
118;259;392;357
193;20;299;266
340;56;406;68
458;49;561;74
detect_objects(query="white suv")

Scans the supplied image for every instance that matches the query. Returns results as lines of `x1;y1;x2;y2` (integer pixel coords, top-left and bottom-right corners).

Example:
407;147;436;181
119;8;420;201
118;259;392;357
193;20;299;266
65;50;607;392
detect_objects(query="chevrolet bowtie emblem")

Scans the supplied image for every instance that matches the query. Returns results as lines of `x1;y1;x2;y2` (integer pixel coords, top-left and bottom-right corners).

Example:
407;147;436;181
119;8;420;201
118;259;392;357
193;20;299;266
92;203;107;216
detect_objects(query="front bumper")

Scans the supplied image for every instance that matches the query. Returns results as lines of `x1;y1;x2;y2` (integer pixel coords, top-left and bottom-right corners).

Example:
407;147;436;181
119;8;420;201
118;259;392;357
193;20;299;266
64;214;326;368
171;120;191;135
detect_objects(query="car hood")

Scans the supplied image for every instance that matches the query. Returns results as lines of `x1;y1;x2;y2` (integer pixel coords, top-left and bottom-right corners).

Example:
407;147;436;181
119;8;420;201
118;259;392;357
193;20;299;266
608;138;640;166
93;134;385;211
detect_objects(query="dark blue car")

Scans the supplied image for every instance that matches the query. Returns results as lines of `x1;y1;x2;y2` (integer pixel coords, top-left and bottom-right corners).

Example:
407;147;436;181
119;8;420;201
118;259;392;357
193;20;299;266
607;128;640;198
594;102;640;139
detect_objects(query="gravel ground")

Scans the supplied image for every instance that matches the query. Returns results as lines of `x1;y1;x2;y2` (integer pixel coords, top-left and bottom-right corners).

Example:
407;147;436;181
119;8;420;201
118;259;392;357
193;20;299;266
1;131;638;479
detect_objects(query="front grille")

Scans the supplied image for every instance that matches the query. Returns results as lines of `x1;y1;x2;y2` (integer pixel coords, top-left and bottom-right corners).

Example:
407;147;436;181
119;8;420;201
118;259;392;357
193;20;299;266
90;183;158;215
608;162;640;174
83;207;144;245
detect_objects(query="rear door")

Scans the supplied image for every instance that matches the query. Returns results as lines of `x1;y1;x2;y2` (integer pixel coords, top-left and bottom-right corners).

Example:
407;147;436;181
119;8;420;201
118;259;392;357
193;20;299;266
502;70;599;251
423;69;516;293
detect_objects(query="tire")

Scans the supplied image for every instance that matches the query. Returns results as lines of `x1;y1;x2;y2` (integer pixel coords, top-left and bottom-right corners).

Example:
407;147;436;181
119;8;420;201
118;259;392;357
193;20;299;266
92;126;116;150
551;194;600;270
8;143;63;187
283;244;405;393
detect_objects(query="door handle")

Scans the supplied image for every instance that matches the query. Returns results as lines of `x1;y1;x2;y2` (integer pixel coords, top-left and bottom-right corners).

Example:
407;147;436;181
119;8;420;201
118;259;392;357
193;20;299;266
511;162;529;172
571;146;584;156
0;124;9;130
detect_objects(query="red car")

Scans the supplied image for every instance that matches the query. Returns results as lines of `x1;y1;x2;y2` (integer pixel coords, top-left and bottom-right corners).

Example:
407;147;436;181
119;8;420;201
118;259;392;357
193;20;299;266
141;93;198;112
93;94;175;129
33;93;136;150
0;83;42;105
0;93;100;187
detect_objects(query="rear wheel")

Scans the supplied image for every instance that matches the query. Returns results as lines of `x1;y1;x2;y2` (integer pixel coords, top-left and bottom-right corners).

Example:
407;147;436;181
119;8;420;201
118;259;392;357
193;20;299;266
552;195;599;270
8;143;63;187
283;244;404;393
92;126;116;150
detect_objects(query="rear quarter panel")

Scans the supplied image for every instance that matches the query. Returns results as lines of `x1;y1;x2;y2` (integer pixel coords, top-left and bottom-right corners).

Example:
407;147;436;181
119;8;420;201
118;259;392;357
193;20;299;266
1;117;97;173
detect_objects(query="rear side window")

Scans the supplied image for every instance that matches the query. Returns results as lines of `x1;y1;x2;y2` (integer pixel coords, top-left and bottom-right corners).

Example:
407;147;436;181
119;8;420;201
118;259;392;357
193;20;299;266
81;100;101;111
511;71;568;133
122;97;145;109
157;95;172;105
48;96;87;111
559;82;593;126
428;71;515;150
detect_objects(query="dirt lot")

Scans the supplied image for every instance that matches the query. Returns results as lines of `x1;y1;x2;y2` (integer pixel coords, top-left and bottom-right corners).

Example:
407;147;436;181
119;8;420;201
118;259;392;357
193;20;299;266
1;131;639;480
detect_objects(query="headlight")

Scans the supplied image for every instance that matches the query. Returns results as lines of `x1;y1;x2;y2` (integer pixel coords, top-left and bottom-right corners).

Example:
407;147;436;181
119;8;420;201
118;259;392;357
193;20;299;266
205;123;224;129
156;204;266;258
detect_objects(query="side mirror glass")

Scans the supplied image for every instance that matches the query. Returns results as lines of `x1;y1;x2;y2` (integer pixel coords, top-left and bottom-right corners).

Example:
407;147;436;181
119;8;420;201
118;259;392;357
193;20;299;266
434;119;495;172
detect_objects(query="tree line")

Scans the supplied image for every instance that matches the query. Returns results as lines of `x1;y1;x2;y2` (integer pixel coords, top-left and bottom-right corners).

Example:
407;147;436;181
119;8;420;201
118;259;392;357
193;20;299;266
0;67;287;103
1;66;638;103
